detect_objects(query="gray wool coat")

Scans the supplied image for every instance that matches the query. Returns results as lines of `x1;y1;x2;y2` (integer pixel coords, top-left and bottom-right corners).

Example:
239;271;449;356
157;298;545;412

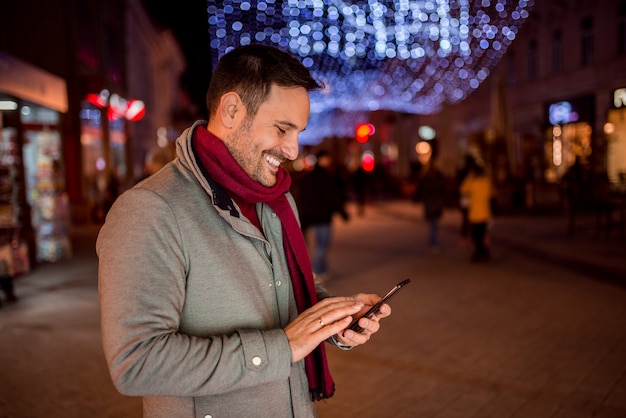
97;121;328;418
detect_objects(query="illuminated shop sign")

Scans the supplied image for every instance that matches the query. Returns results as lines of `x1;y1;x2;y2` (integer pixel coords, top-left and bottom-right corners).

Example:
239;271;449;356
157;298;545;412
614;88;626;108
547;96;594;125
548;101;578;125
85;89;145;121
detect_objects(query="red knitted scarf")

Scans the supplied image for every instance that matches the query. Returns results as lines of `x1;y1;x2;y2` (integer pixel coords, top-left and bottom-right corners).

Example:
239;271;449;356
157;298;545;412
193;125;335;400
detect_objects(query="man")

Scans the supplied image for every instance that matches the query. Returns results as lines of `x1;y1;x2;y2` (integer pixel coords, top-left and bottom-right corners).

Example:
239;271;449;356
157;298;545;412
97;44;391;418
293;150;349;281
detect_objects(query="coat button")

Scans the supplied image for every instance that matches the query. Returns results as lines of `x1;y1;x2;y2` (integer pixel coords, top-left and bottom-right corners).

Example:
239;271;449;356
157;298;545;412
204;415;213;418
275;280;282;287
252;356;262;366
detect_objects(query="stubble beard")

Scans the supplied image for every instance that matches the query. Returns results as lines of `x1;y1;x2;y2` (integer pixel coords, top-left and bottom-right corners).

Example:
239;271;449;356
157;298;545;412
225;118;277;187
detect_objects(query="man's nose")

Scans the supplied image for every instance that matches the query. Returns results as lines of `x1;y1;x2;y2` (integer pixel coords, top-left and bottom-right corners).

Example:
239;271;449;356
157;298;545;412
281;134;299;161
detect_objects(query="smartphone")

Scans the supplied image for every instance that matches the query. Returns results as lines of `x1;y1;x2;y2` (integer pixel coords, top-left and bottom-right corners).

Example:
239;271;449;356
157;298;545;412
348;278;411;333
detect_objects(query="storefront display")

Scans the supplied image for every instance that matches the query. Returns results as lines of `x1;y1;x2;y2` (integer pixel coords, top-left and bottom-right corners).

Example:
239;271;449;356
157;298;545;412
0;129;18;228
545;97;594;182
1;52;70;267
0;121;31;275
109;116;127;181
80;101;106;222
23;127;72;262
607;88;626;187
21;104;72;263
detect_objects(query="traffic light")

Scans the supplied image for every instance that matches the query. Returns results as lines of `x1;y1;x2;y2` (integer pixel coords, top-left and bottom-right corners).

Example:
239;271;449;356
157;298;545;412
356;123;375;143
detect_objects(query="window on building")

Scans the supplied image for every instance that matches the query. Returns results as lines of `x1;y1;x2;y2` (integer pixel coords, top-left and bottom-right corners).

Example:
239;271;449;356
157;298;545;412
105;29;123;85
528;40;538;81
552;29;563;74
507;49;517;86
77;2;100;69
581;16;594;66
617;1;626;54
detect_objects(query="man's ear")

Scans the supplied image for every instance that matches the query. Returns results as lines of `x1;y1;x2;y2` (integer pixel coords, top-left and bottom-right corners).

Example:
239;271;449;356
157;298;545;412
219;92;244;129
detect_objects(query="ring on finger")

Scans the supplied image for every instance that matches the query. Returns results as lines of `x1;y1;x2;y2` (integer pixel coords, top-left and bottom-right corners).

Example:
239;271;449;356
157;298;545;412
318;317;325;327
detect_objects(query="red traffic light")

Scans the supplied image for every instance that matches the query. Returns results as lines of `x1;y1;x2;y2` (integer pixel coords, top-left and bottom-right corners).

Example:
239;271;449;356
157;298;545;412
356;123;375;143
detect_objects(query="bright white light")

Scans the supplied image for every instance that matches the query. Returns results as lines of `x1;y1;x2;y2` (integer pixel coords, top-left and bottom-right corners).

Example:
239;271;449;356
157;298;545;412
418;125;436;140
0;101;18;111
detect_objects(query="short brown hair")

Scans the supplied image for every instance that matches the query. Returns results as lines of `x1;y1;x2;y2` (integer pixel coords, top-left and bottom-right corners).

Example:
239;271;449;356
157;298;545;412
206;44;321;120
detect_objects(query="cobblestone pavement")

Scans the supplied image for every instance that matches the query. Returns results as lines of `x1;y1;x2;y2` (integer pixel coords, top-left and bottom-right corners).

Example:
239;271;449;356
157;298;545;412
318;202;626;418
1;200;625;418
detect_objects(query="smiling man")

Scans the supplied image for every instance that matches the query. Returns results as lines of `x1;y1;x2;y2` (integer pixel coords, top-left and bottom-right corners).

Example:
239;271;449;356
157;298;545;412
96;44;391;418
215;83;307;187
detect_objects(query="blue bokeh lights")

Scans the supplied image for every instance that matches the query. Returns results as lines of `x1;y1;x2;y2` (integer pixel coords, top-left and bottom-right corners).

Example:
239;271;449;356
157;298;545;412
208;0;533;143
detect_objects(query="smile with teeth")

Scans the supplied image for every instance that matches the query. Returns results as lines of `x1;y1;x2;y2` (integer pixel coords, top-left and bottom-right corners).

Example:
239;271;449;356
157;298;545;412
264;154;281;168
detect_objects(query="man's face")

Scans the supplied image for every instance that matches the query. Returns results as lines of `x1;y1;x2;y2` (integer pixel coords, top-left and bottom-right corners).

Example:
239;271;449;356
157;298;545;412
224;84;310;187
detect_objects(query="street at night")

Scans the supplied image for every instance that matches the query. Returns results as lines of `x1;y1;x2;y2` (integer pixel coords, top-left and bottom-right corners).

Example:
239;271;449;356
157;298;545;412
2;0;626;417
1;201;625;418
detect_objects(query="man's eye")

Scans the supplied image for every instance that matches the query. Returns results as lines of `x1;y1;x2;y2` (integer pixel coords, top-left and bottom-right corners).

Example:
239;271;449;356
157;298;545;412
277;127;286;135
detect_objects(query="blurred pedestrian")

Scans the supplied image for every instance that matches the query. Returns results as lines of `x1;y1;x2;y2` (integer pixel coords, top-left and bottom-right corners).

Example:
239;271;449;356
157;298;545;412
562;157;589;235
456;154;477;245
104;168;121;215
0;259;17;307
293;150;350;281
460;164;493;262
351;165;369;216
97;44;391;418
415;163;446;252
136;147;172;184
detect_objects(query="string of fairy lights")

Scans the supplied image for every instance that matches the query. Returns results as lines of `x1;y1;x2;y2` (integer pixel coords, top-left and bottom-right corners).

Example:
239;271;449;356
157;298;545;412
207;0;534;144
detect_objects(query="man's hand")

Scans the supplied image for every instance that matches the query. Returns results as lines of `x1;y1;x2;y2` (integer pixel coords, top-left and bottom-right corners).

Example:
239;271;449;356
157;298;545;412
284;297;363;363
333;293;392;347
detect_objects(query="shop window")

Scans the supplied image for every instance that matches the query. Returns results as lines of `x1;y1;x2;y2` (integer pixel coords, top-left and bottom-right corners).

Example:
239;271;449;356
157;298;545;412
19;103;72;262
20;104;59;126
105;29;123;85
80;102;106;222
77;2;100;69
606;109;626;185
552;29;563;74
528;40;538;81
108;116;127;180
506;49;517;86
0;127;19;228
617;1;626;54
545;122;592;182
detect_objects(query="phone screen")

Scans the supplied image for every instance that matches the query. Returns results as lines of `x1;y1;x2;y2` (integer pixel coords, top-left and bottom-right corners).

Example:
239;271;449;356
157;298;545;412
348;278;411;333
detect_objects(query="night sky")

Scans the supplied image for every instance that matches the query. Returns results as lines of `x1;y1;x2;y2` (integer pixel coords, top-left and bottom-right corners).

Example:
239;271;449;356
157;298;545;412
141;0;212;117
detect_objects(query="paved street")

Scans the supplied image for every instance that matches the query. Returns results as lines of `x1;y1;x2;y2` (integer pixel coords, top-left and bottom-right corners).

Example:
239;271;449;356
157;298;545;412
1;200;625;418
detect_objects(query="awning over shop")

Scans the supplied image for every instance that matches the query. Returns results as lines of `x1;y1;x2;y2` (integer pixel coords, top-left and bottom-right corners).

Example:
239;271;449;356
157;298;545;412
0;51;68;113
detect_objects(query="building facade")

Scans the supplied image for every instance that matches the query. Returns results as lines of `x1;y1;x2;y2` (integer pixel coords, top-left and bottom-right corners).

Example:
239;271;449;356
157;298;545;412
439;0;626;211
349;0;626;212
0;0;185;267
126;0;186;182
